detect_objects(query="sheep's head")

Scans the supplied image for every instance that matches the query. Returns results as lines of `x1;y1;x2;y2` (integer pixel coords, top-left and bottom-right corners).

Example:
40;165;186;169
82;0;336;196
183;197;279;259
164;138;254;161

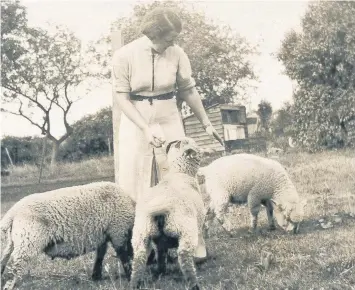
271;199;307;234
165;137;202;176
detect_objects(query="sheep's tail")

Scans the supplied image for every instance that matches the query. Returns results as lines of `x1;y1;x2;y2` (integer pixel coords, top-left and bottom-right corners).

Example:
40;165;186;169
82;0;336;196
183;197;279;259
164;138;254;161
145;195;174;217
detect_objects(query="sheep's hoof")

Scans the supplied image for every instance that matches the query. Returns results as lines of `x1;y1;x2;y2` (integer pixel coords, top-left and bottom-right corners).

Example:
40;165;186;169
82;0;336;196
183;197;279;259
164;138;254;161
191;284;200;290
194;256;208;265
91;273;103;281
268;224;276;231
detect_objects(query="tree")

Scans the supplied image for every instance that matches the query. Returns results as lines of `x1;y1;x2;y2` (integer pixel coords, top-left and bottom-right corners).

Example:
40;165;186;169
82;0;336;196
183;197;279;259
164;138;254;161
88;0;256;111
1;23;93;165
1;0;28;62
278;1;355;150
271;102;293;137
59;107;113;161
256;100;273;133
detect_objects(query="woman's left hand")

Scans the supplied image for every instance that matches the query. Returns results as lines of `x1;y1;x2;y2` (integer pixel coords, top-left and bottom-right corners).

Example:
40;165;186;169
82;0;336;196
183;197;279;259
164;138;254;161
204;124;224;146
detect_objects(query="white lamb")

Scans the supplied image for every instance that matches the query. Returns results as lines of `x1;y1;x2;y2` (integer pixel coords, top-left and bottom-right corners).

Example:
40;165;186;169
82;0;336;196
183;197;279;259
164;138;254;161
199;153;306;236
130;137;207;290
1;181;135;290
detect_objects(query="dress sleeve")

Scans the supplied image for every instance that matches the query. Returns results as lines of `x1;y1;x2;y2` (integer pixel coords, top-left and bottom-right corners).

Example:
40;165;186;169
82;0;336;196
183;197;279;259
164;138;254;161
112;49;131;93
176;49;196;92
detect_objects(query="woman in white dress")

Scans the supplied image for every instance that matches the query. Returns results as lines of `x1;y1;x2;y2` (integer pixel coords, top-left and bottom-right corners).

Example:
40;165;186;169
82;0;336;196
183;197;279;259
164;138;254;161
112;7;221;202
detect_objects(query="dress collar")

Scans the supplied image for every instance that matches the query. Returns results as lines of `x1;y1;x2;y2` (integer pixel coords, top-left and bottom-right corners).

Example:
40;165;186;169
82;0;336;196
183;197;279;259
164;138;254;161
141;35;157;53
140;35;174;54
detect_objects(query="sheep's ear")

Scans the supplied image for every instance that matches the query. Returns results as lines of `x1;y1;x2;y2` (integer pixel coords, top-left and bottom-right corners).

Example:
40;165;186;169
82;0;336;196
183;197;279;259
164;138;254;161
184;148;197;158
174;140;182;149
166;140;180;154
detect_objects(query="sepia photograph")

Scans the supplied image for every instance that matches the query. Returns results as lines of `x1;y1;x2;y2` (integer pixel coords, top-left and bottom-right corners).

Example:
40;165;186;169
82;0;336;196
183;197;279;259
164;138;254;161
1;0;354;289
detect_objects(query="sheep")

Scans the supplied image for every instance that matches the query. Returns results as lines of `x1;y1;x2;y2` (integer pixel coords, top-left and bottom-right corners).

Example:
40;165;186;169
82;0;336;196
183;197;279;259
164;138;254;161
0;181;135;290
199;153;306;236
130;137;207;290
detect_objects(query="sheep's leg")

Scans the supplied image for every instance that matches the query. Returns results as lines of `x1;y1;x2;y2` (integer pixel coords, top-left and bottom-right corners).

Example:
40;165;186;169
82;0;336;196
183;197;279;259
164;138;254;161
203;207;215;238
130;238;151;289
91;241;108;281
155;239;168;277
146;249;156;265
115;245;132;280
205;192;232;237
177;234;200;290
4;223;48;290
214;202;234;237
248;198;261;234
262;200;276;231
1;231;14;275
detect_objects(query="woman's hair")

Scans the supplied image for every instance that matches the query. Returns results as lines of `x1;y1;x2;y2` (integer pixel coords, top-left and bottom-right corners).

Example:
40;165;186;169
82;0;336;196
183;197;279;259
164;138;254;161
140;7;182;40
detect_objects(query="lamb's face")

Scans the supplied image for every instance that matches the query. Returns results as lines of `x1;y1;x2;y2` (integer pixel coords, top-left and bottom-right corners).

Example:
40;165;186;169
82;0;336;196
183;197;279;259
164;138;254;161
272;201;304;234
166;137;202;172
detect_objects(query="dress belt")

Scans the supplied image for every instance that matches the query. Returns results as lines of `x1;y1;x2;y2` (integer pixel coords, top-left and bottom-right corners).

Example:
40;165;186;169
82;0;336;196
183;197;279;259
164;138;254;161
129;91;175;105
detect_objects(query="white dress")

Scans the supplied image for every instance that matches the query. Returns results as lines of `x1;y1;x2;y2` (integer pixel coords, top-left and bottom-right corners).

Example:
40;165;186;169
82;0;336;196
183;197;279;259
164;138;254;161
112;36;196;202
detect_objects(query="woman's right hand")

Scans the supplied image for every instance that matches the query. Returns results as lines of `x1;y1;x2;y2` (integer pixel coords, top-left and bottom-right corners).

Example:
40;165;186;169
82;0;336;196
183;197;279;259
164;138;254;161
143;127;165;148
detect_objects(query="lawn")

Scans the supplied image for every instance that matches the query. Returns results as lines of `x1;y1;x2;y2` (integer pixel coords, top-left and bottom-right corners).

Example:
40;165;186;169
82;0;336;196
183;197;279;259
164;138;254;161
1;150;355;290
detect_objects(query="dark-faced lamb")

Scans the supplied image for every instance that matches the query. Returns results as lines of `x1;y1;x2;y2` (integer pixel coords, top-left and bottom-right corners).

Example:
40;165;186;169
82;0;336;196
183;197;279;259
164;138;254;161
130;137;207;290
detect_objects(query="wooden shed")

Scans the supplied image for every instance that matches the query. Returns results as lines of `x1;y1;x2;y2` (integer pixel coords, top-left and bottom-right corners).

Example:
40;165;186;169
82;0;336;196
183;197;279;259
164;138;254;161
182;104;249;152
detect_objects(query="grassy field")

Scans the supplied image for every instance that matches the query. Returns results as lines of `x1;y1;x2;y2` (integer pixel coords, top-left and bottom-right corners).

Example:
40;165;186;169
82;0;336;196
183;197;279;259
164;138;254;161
1;150;355;290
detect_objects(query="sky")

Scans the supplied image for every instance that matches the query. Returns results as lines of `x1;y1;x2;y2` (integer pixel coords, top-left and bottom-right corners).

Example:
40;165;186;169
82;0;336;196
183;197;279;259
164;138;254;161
1;0;309;138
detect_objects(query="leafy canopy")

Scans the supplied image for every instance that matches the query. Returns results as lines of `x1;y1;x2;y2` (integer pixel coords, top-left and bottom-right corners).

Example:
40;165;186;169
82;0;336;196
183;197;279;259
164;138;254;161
1;1;94;163
278;1;355;149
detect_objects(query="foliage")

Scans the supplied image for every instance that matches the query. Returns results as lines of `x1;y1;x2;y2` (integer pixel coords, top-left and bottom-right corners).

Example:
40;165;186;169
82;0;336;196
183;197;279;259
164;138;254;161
256;100;273;133
1;20;93;164
1;0;28;65
59;107;113;161
278;1;355;150
270;102;293;137
1;108;114;166
1;135;49;168
88;0;256;110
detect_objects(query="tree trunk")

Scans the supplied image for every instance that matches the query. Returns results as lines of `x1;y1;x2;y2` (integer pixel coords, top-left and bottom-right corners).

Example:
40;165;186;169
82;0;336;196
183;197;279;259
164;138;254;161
51;141;60;166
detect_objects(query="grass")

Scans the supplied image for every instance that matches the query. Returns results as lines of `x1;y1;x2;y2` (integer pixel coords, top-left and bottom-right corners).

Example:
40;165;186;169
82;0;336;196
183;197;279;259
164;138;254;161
1;150;355;289
1;156;114;187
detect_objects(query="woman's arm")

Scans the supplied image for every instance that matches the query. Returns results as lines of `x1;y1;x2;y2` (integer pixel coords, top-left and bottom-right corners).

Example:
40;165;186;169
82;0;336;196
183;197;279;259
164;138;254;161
115;92;150;131
178;87;211;128
112;50;163;147
114;92;163;147
176;49;224;145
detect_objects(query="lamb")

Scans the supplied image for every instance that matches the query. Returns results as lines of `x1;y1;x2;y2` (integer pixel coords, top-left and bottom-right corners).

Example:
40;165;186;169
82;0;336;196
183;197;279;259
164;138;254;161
199;153;306;236
130;137;207;290
1;181;135;290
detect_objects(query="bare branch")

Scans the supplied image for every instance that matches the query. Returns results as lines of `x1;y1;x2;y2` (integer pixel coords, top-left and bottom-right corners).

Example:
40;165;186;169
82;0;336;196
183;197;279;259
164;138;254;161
64;81;72;106
3;84;48;113
2;101;45;133
58;101;73;144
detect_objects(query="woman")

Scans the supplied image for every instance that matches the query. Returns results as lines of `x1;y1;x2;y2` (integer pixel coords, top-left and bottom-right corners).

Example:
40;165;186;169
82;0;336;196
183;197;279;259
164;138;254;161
112;7;221;202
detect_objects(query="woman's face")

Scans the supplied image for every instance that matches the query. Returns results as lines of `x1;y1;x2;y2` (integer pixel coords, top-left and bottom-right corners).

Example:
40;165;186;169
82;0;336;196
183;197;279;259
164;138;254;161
151;30;179;53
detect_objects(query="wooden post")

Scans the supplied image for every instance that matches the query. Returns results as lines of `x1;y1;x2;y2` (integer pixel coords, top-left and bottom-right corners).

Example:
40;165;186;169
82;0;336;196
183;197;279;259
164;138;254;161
107;137;112;156
5;148;14;166
111;30;124;183
38;136;48;184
